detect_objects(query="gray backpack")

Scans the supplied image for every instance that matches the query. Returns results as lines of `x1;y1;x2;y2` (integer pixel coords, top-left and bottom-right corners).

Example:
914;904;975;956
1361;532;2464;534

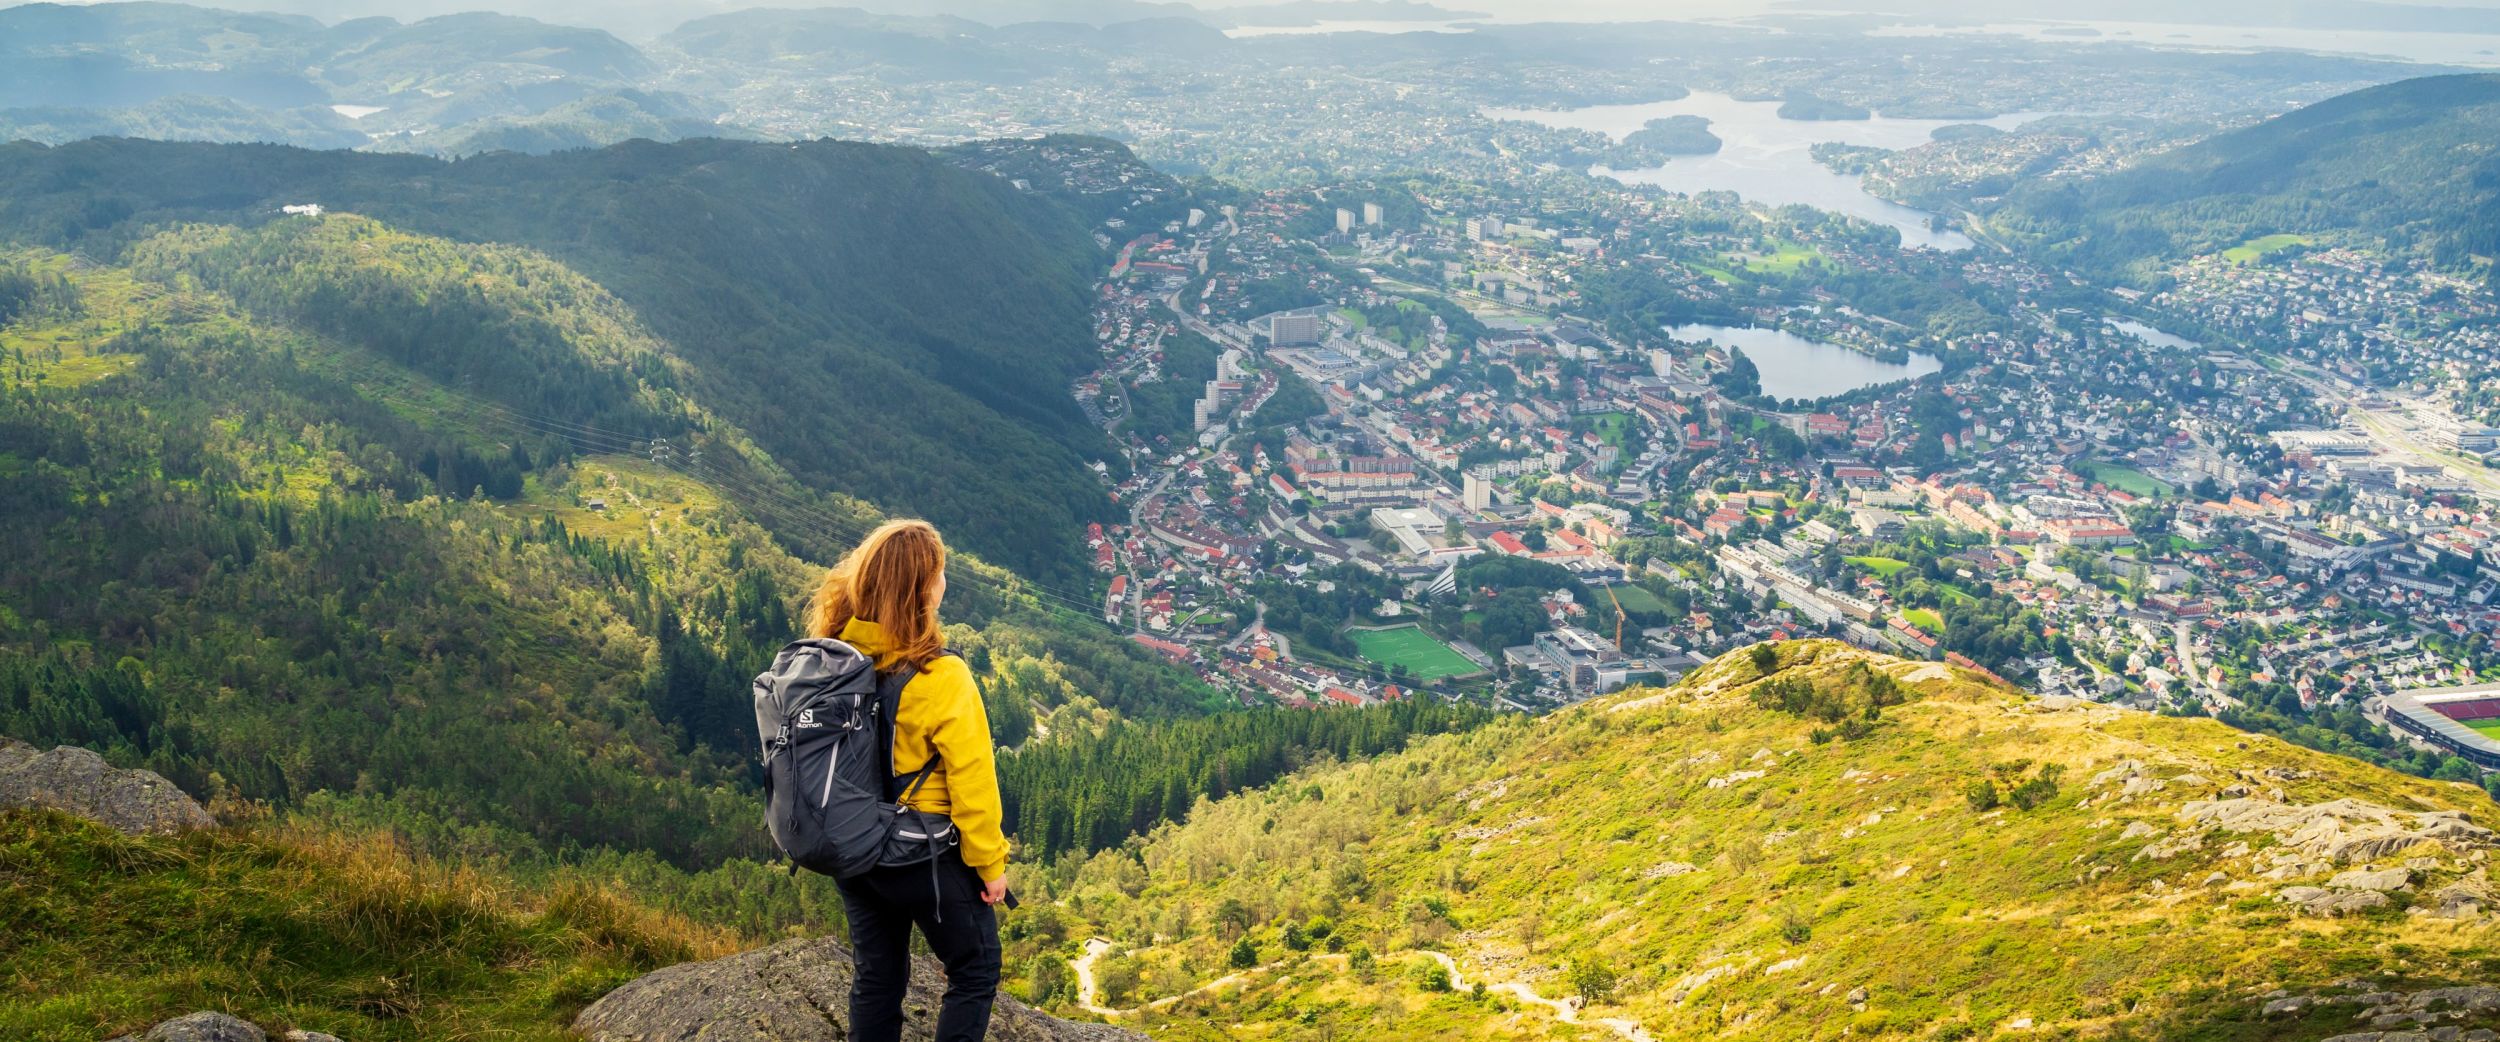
753;638;963;905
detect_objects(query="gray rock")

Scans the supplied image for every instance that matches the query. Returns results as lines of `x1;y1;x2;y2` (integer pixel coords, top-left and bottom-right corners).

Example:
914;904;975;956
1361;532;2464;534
2180;797;2497;865
2277;886;2391;916
575;935;1142;1042
0;738;211;836
2331;867;2414;893
141;1012;267;1042
283;1031;346;1042
2426;871;2494;920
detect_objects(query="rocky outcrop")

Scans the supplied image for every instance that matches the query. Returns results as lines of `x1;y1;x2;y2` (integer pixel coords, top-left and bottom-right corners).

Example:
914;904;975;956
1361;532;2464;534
2276;885;2391;916
576;935;1143;1042
2179;795;2497;864
2422;869;2494;920
0;738;211;836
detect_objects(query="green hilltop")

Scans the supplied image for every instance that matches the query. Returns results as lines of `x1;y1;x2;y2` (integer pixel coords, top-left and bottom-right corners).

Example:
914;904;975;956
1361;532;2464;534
1014;640;2500;1041
0;804;735;1042
1984;73;2500;280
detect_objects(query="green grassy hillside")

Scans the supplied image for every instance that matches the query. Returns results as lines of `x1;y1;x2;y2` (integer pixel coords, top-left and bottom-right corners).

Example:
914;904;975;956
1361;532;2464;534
1986;74;2500;279
0;805;737;1042
1016;641;2500;1041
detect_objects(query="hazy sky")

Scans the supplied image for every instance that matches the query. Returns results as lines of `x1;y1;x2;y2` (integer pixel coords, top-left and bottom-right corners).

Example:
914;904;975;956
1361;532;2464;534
34;0;2500;32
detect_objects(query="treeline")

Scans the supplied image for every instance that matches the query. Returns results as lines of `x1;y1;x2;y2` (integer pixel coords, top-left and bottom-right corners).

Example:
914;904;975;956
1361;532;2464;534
1575;263;1742;344
0;260;77;325
2217;699;2500;802
1124;328;1222;445
998;697;1493;860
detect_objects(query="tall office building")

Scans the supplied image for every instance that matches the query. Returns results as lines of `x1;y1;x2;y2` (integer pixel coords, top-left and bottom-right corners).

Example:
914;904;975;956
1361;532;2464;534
1362;201;1384;226
1335;208;1356;234
1270;312;1321;346
1463;468;1493;512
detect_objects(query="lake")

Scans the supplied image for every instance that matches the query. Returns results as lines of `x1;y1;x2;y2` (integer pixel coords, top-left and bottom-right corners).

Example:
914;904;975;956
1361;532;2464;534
1670;323;1942;401
2105;319;2200;350
1483;92;2046;250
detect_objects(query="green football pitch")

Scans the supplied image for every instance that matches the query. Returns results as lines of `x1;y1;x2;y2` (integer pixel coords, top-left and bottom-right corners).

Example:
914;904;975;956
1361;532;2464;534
1351;625;1482;681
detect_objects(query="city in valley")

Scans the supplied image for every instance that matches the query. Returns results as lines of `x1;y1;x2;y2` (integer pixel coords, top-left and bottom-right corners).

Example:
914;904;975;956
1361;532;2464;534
943;58;2500;786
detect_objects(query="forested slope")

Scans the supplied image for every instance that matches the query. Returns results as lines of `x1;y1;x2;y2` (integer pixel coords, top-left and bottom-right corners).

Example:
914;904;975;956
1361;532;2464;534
0;181;1276;941
1985;73;2500;279
0;135;1139;584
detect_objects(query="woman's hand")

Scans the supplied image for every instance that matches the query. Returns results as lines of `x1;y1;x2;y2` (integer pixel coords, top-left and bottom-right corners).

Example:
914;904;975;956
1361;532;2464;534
981;875;1009;906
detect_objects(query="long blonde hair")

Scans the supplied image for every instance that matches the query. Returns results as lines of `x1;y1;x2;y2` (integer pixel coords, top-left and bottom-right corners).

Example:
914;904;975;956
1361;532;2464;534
806;519;949;668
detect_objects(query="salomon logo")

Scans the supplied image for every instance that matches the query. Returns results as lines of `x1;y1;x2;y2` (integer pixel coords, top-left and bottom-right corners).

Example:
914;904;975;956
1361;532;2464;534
797;709;818;728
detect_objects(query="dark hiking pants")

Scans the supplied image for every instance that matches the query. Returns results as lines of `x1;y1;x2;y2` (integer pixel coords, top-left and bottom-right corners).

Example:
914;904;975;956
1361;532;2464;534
836;861;1002;1042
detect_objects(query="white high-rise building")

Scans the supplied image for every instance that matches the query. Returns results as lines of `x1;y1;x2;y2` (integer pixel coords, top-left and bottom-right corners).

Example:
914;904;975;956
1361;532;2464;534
1335;208;1356;234
1463;469;1493;512
1270;312;1321;346
1362;201;1384;226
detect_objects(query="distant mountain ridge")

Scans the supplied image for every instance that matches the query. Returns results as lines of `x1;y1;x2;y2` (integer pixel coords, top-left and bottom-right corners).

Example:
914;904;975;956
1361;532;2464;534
1984;73;2500;278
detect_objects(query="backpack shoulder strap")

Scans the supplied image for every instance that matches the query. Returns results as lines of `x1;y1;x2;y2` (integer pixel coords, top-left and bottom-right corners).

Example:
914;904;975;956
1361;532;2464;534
875;649;960;802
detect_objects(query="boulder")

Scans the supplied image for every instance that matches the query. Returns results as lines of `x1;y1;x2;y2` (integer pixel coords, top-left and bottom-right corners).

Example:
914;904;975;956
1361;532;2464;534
575;935;1143;1042
2425;870;2493;919
2277;886;2391;916
2330;867;2412;893
113;1012;267;1042
0;739;212;836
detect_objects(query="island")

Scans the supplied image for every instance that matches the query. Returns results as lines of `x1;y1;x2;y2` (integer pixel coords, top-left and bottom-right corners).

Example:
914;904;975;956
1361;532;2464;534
1930;122;2006;142
1608;115;1722;164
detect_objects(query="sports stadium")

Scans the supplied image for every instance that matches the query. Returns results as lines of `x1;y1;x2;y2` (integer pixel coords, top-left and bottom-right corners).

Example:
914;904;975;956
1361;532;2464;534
2383;683;2500;770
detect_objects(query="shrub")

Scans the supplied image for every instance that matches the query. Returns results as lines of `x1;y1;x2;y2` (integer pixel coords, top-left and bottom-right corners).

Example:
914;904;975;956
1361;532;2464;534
1414;961;1453;992
1566;958;1618;1004
1750;643;1780;675
2008;766;2065;811
1229;937;1259;969
1026;956;1070;1005
1966;780;2002;811
1780;908;1812;945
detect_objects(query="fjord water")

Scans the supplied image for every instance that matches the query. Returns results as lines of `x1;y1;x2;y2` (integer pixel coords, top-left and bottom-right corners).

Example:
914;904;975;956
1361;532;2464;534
1670;322;1943;400
2106;318;2201;350
1486;91;2045;250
